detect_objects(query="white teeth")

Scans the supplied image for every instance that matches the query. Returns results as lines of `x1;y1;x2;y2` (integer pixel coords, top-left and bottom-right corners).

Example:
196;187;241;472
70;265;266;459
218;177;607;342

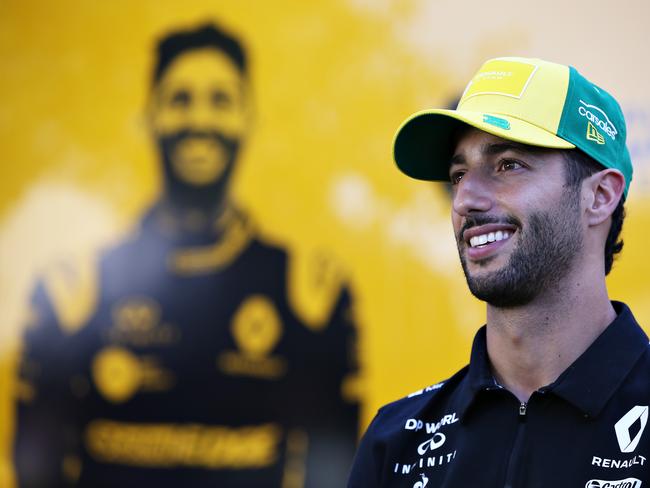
469;230;513;248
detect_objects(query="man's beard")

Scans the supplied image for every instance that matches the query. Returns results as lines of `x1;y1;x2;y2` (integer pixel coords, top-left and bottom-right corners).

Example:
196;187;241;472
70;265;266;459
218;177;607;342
457;192;583;308
158;129;240;209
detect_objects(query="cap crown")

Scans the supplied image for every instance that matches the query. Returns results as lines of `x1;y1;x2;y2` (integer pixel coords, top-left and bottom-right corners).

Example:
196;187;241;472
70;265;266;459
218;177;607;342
459;58;569;137
557;66;632;196
393;56;633;196
460;57;632;195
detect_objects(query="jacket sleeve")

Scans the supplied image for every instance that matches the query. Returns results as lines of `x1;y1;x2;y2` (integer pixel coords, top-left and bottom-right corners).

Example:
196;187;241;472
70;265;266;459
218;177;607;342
13;280;80;487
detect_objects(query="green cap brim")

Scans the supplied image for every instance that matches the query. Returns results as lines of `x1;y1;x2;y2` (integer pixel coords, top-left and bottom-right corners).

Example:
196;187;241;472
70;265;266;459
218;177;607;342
394;109;576;181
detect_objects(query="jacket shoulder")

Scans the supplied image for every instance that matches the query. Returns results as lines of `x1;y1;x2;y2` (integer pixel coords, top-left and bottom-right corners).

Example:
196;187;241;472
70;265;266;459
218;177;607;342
371;367;469;435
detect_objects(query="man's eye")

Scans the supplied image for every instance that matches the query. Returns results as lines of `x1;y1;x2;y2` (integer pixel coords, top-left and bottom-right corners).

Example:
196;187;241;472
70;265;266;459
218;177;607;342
211;91;233;108
450;171;465;185
499;159;523;171
170;90;191;107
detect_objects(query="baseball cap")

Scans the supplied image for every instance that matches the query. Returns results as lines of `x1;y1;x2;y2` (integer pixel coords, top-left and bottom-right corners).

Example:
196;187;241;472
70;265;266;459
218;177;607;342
393;56;633;196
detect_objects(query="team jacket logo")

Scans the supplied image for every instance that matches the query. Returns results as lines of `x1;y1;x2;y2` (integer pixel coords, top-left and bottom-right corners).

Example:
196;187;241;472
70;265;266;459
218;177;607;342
109;297;180;346
413;473;429;488
407;382;444;398
615;406;648;453
217;296;287;379
91;347;174;403
393;412;459;475
585;478;642;488
417;433;446;455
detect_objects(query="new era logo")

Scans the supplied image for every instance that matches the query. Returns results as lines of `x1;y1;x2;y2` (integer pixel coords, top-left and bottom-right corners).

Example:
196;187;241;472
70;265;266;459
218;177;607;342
586;122;605;145
614;405;648;453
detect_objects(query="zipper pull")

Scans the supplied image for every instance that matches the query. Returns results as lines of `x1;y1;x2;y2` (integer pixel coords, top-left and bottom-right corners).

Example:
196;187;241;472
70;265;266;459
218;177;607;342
519;402;527;416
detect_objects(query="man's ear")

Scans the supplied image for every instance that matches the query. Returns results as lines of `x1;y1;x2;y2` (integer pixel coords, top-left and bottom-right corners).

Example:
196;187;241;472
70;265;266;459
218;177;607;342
584;169;625;227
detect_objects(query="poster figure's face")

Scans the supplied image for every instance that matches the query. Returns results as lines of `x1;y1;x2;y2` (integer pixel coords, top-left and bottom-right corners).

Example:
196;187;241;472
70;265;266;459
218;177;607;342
149;48;248;188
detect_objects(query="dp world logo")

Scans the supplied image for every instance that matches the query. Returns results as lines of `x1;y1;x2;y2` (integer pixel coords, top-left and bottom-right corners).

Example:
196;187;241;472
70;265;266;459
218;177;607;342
614;405;648;453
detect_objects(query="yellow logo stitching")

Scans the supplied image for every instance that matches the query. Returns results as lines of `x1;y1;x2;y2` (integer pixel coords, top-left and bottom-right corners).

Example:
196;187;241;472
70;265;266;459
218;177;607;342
586;121;606;145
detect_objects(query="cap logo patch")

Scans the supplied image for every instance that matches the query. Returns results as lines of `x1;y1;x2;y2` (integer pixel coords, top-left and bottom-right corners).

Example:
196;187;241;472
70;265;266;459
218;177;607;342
586;122;605;145
482;114;511;130
578;100;618;141
462;59;538;101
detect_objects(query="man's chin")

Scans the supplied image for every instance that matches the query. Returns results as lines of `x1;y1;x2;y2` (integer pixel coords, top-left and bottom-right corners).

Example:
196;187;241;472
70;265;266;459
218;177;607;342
171;158;227;186
460;247;506;272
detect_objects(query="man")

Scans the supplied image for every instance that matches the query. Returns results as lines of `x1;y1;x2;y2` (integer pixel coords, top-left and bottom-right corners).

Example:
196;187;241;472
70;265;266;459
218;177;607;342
15;23;359;487
348;56;648;487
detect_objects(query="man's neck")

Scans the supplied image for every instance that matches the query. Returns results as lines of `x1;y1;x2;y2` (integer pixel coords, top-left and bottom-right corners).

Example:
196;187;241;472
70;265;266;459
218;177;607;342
155;192;233;238
484;269;616;403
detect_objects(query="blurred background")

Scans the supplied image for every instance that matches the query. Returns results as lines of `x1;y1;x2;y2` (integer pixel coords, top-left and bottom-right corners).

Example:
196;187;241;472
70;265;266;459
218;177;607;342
1;0;649;486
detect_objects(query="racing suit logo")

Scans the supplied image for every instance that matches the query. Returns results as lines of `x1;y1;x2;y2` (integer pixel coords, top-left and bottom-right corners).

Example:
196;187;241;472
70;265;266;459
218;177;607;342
217;296;288;379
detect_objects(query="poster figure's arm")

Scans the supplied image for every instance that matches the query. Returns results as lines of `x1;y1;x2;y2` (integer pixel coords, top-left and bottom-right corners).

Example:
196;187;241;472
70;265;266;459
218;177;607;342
288;250;363;487
14;258;98;487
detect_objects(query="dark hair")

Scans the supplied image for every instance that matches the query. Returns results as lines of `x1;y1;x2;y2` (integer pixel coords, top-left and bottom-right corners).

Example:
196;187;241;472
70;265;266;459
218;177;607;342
153;23;247;85
563;149;625;275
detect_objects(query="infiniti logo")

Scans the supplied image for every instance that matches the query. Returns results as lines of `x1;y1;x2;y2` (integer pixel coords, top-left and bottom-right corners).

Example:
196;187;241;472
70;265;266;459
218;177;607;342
417;433;446;455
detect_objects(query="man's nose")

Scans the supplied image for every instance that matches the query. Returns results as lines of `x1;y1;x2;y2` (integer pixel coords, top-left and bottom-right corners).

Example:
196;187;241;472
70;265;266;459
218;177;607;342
186;101;218;129
452;172;494;216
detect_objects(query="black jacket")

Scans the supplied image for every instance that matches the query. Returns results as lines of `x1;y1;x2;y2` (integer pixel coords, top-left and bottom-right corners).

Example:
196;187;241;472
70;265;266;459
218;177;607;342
349;302;649;488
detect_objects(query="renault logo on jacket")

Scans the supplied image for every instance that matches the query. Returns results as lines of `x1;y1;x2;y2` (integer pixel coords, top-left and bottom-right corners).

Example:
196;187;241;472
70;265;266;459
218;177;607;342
614;406;648;453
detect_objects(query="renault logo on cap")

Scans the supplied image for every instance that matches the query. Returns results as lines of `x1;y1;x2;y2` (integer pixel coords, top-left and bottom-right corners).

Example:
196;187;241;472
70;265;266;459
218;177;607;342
614;405;648;453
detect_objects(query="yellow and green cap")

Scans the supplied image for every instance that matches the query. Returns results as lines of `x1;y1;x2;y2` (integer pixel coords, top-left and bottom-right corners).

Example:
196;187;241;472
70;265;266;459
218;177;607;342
394;56;633;196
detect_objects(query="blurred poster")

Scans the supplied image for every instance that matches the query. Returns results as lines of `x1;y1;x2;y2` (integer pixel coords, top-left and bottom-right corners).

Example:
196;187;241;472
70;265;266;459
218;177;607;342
1;1;649;487
12;22;359;487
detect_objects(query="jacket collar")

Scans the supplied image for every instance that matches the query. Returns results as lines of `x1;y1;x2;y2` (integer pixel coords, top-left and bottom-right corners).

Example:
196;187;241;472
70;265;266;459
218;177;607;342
456;302;649;420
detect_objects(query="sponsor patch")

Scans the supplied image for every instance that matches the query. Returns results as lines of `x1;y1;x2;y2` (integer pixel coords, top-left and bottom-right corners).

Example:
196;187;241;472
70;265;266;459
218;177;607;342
578;100;618;141
483;114;511;130
413;473;429;488
585;478;642;488
615;406;648;453
587;122;606;145
462;59;537;100
407;382;445;398
591;455;646;469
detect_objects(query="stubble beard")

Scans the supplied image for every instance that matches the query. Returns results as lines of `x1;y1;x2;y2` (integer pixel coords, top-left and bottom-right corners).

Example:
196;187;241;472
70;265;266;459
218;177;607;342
458;193;583;308
158;129;240;209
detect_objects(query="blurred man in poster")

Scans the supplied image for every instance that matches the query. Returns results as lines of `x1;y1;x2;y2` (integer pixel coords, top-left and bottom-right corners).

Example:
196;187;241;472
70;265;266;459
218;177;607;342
14;23;359;487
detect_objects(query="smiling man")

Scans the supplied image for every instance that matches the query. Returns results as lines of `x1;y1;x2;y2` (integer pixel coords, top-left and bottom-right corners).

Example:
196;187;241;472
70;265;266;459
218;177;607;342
348;57;649;487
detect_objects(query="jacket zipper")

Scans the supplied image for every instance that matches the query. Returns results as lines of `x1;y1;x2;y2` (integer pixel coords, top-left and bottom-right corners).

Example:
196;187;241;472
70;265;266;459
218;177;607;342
503;402;527;488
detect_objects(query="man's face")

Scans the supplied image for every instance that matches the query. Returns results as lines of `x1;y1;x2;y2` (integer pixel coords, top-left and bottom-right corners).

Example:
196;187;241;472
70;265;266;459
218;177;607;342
449;129;584;307
149;48;248;187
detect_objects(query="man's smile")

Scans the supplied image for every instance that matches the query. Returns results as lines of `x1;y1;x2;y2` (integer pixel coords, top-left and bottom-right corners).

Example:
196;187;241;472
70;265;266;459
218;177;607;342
461;223;518;261
468;229;512;248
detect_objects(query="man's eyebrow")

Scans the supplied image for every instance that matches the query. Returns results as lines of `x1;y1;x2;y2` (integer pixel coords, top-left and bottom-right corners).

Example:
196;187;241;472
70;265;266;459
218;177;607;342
448;153;465;168
483;141;540;156
449;139;543;171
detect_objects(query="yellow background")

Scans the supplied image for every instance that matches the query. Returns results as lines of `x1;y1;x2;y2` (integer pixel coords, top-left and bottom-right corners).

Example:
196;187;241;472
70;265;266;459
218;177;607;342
1;1;650;485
